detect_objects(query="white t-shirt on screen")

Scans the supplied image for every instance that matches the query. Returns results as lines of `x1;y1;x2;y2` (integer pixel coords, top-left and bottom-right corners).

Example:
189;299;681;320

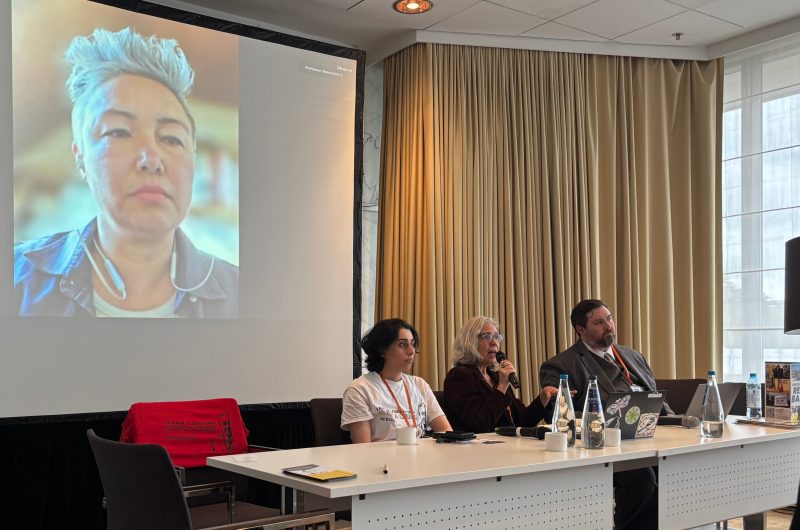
340;371;445;442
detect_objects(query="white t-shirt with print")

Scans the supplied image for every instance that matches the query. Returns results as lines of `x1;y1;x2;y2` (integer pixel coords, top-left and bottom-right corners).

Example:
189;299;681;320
340;371;445;442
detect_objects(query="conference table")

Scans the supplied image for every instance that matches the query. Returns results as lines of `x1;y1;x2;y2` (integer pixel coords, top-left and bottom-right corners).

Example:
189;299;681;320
208;420;800;529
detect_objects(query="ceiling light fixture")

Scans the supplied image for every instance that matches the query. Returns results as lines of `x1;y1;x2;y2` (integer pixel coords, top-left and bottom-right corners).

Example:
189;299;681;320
393;0;433;14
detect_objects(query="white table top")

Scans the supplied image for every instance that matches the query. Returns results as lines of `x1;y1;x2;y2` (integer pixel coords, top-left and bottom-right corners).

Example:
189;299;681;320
609;417;800;457
207;419;800;498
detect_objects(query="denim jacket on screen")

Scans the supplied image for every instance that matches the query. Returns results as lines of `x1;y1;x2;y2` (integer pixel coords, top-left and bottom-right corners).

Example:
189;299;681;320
14;218;238;318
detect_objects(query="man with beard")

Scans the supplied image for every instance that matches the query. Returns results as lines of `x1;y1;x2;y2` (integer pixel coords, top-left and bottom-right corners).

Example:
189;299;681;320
540;299;672;414
540;299;671;530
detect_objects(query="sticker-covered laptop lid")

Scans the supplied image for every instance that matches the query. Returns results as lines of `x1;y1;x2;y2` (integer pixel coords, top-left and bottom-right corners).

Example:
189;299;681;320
605;391;666;439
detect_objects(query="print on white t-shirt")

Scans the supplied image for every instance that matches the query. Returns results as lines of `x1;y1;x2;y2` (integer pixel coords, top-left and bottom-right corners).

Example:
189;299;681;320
340;372;444;442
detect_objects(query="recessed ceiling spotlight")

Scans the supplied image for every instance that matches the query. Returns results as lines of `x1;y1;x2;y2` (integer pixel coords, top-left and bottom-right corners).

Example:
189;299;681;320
394;0;433;14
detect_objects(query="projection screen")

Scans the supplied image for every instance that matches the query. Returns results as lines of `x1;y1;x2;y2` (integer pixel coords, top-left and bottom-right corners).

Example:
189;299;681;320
0;0;362;417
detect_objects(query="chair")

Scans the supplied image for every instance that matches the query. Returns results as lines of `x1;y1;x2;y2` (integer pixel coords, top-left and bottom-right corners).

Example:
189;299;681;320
307;399;354;525
87;429;334;530
655;378;705;414
309;398;351;446
432;390;446;410
724;382;747;416
119;398;284;519
120;399;271;493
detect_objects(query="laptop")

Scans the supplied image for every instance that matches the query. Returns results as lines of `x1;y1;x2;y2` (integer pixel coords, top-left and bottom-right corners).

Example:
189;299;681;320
604;390;666;439
658;383;740;426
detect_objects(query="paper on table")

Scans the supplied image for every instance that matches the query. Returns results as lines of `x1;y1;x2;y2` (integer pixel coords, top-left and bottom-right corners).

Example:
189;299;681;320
283;464;357;481
736;418;800;429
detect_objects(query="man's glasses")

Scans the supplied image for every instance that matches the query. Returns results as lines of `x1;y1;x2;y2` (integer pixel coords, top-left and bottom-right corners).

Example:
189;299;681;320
478;332;504;343
395;339;419;351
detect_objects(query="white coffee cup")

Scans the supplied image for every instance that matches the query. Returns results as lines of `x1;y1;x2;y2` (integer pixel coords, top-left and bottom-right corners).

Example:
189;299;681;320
605;428;622;447
544;431;568;452
395;426;417;445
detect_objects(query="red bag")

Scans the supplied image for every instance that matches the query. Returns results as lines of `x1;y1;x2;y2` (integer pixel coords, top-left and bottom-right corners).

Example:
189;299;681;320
120;398;249;468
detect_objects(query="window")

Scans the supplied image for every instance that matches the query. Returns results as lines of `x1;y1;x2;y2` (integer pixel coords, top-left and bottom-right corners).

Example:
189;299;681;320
723;34;800;382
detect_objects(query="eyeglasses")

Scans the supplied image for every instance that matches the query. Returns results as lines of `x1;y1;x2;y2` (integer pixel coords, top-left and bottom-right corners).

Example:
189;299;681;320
478;332;504;343
395;339;419;351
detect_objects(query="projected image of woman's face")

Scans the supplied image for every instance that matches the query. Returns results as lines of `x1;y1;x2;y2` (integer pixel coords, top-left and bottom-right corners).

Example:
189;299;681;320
13;21;241;318
74;74;195;240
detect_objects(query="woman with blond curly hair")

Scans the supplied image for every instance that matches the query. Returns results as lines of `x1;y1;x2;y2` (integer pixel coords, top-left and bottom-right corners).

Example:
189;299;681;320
442;316;559;433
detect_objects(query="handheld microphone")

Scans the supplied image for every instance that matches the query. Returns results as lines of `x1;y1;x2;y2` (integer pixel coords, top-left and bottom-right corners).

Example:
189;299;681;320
495;351;520;389
682;415;701;428
495;426;551;440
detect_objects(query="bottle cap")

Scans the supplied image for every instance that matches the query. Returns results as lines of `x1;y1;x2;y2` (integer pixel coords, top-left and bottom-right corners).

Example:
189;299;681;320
708;370;716;376
560;374;568;380
589;375;598;380
750;372;757;377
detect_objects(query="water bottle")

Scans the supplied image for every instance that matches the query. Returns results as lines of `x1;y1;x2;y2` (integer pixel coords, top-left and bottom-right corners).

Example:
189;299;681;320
700;370;724;438
746;372;762;419
552;374;576;446
581;376;605;449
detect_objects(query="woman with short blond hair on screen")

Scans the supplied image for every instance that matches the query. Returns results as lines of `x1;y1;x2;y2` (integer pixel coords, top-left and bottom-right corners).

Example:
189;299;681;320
14;27;238;318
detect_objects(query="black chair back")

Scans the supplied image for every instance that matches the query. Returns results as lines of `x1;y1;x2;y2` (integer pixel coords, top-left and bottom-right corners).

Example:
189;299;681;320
433;389;455;422
309;398;351;446
432;390;445;409
655;378;705;415
725;382;749;416
88;429;193;530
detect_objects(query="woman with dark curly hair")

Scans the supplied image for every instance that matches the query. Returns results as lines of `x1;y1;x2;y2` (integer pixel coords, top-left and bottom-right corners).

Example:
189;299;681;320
341;318;452;443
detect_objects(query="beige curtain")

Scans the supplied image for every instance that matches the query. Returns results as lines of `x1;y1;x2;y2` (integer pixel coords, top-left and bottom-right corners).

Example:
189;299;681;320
377;43;722;402
587;56;723;380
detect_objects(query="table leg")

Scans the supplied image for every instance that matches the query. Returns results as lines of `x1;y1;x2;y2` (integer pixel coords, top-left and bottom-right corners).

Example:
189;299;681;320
742;512;766;530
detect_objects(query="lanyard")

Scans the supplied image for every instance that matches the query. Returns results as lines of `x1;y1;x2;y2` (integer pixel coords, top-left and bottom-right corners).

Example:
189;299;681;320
380;374;418;428
610;345;634;386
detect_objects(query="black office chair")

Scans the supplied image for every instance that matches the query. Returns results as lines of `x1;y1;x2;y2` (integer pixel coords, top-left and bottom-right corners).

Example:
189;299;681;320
119;398;273;507
655;378;705;414
309;398;351;446
724;382;748;416
432;390;446;410
307;399;353;525
87;429;334;530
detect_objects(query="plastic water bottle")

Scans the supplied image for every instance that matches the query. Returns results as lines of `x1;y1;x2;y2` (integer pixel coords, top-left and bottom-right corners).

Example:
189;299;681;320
700;370;724;437
552;374;576;446
746;372;762;419
581;376;605;449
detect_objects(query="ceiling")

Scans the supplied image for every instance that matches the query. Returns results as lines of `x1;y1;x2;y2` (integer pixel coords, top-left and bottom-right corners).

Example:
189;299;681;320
155;0;800;63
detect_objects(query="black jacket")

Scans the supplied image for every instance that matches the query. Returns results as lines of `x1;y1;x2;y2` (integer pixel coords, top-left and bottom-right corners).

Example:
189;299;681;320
540;340;673;416
443;364;548;433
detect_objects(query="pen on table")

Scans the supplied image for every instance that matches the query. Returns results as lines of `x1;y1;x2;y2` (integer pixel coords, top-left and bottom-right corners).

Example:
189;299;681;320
382;464;389;475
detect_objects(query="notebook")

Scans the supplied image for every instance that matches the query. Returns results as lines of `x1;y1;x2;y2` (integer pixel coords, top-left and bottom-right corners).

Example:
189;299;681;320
282;464;357;482
658;383;741;426
604;390;666;439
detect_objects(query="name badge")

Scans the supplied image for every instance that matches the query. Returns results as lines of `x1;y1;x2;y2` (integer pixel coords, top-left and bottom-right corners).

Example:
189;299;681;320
630;384;645;392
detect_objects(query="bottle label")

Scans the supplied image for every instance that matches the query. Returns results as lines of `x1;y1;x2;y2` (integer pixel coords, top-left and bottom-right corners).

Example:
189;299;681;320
747;387;761;407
